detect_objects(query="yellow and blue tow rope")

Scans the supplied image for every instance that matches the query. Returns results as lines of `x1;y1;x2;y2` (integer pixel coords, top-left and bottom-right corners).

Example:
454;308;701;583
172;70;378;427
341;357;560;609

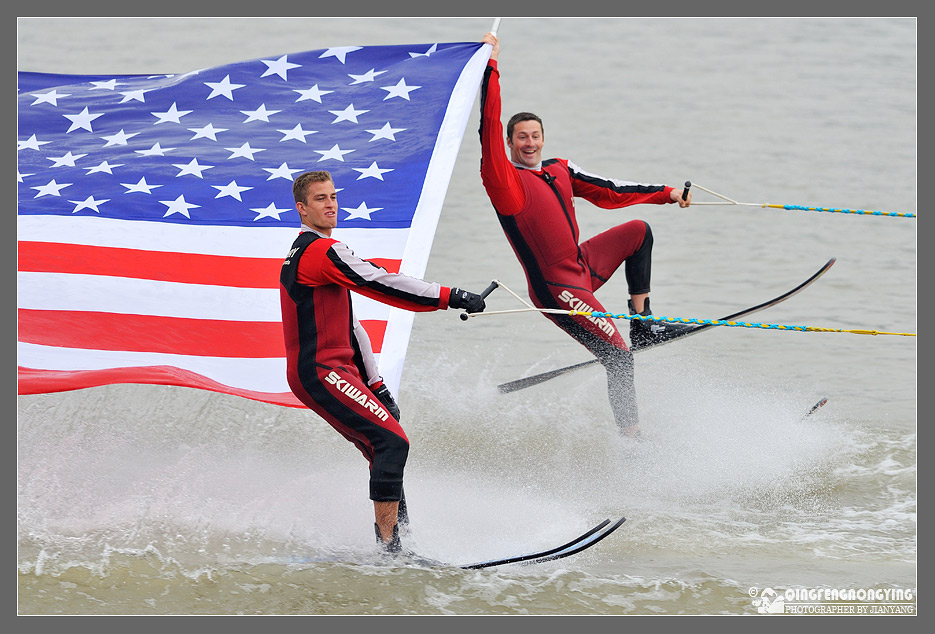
585;311;916;338
688;183;916;219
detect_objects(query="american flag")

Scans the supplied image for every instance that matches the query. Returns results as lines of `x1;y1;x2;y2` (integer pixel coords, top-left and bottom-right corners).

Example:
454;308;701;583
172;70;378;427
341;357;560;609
17;41;491;407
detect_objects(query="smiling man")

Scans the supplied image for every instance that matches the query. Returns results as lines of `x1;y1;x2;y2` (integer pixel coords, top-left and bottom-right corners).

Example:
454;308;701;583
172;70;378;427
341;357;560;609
280;170;487;553
478;32;692;436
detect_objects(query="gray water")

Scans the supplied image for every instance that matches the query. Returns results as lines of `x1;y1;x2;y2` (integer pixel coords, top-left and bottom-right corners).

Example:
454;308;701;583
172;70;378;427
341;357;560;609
17;17;916;616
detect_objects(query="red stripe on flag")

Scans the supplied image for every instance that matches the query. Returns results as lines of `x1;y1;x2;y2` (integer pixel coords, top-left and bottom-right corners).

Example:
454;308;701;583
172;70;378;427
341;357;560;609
18;241;283;288
17;309;389;357
18;309;286;357
17;366;306;408
359;319;386;351
17;241;401;287
367;259;401;274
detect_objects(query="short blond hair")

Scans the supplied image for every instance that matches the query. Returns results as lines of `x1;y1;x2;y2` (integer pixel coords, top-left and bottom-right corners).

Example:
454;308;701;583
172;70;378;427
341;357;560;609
293;171;333;203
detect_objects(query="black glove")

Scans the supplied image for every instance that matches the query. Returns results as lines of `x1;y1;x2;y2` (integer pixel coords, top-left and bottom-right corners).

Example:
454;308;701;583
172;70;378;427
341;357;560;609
449;287;486;314
371;382;400;421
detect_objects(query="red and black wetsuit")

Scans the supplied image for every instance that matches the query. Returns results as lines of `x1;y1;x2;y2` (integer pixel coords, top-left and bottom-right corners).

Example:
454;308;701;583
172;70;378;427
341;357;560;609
280;227;451;502
479;58;676;428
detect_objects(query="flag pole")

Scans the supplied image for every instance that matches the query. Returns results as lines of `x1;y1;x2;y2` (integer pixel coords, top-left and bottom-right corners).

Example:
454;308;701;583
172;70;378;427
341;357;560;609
491;18;501;36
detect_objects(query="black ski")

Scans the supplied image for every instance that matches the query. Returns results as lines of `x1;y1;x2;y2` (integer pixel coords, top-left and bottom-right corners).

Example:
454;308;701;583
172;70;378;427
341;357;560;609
280;519;625;569
497;258;837;394
459;517;626;570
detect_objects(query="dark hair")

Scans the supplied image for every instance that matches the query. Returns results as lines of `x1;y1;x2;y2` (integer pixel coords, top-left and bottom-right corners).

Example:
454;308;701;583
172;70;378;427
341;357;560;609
506;112;544;139
292;170;333;203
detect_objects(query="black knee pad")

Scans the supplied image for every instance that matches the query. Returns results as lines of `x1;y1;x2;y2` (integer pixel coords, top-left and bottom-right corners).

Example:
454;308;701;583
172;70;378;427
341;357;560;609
369;431;409;501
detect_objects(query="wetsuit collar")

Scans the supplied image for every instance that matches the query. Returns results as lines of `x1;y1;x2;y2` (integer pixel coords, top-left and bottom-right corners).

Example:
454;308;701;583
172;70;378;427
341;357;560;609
300;225;331;238
511;159;542;171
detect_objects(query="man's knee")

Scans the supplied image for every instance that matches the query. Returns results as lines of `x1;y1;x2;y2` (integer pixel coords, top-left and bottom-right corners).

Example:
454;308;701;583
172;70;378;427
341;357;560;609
636;221;653;251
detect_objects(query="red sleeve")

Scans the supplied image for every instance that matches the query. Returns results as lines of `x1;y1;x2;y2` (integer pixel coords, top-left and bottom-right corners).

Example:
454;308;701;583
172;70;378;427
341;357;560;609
479;60;527;215
297;237;450;312
566;159;674;209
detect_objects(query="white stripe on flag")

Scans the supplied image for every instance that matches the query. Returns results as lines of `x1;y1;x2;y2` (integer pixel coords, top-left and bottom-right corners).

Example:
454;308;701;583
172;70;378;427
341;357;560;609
18;215;411;260
18;341;295;393
18;272;281;321
19;271;397;324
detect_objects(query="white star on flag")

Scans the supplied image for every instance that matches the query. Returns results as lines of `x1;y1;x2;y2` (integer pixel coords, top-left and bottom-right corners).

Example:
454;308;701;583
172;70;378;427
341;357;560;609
188;123;228;141
118;89;151;103
225;142;265;160
261;55;301;80
294;84;334;103
160;194;200;218
205;75;246;100
329;103;369;123
277;123;317;143
381;78;421;101
89;79;119;90
101;129;141;147
342;201;383;220
64;107;105;132
251;202;291;221
135;142;175;157
409;43;438;58
353;161;394;180
172;158;214;178
366;122;405;141
121;177;161;194
18;134;52;151
151;102;193;124
241;103;282;123
315;144;355;162
263;162;303;180
86;160;123;175
212;180;254;201
349;69;388;84
319;46;363;63
48;151;88;168
31;89;70;106
69;195;109;213
31;179;72;197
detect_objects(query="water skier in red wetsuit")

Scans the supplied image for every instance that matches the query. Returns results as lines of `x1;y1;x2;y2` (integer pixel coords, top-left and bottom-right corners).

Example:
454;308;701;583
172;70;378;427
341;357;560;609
280;171;487;553
479;32;693;436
